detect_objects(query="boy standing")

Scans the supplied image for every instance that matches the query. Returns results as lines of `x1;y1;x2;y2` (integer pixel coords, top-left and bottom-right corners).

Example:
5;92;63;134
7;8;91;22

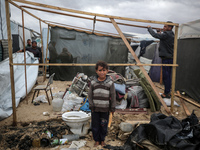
88;61;116;147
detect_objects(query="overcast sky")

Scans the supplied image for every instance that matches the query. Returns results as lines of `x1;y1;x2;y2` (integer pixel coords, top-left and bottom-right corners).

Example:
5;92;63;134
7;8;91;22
10;0;200;34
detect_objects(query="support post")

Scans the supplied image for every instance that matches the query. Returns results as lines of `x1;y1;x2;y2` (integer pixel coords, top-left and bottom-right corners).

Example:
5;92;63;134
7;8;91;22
22;10;28;103
171;26;179;112
110;18;171;115
44;25;50;81
5;0;17;126
39;20;44;81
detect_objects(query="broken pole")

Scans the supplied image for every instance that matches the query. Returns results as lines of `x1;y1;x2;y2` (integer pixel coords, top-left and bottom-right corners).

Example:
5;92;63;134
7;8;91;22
5;0;17;126
110;18;171;115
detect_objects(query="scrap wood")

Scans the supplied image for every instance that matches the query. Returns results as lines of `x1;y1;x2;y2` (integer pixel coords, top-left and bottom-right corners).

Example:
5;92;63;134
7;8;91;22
177;91;191;116
108;112;113;128
156;84;200;108
116;108;148;114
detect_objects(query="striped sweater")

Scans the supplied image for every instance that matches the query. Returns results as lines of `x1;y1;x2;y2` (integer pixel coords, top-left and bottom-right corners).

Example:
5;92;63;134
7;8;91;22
88;75;116;112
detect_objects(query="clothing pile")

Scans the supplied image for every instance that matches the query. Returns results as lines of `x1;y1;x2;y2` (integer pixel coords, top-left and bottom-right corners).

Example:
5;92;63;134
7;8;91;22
108;70;149;110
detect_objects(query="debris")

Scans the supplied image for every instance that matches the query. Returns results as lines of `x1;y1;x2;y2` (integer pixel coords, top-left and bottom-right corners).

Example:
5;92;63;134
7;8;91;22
119;122;133;133
69;140;87;149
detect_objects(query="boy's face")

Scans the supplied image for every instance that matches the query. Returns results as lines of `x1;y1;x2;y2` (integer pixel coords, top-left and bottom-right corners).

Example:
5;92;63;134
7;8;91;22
96;66;108;80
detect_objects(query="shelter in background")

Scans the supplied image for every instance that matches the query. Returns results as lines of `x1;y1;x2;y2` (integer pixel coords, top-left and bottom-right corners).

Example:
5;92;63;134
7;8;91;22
0;0;40;61
49;27;129;80
176;19;200;103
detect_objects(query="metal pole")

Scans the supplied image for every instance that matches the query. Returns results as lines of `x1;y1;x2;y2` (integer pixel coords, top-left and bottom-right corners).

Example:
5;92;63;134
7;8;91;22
5;0;17;126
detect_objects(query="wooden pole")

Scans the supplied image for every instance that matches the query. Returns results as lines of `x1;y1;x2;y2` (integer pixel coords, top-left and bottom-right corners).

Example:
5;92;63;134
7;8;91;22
5;0;17;126
156;84;200;108
12;0;178;26
39;20;45;81
21;5;162;30
170;26;179;113
110;18;171;114
22;10;28;103
12;63;178;67
44;25;50;81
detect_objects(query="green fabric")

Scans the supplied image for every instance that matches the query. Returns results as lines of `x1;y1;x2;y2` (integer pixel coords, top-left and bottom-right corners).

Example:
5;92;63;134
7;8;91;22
134;69;161;111
139;80;156;112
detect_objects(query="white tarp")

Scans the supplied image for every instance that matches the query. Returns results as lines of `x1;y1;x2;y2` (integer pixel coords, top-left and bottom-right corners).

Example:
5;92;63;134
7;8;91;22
0;0;7;39
178;19;200;39
0;51;39;120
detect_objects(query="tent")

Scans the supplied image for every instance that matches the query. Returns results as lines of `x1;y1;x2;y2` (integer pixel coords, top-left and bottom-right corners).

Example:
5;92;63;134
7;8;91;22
49;26;129;80
0;0;39;61
176;19;200;103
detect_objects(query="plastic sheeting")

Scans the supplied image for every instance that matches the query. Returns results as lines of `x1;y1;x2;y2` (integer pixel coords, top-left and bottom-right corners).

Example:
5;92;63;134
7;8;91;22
0;0;7;39
49;27;128;81
105;112;200;150
149;43;162;82
0;51;38;120
178;19;200;39
176;38;200;103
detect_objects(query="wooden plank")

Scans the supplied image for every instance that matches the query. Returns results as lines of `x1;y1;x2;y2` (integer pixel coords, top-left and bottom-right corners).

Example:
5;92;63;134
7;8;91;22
116;108;148;115
156;84;200;108
177;91;190;116
12;0;178;26
12;63;178;67
22;10;28;103
110;18;171;115
175;94;200;108
21;5;162;30
108;112;112;128
5;0;17;126
171;26;179;112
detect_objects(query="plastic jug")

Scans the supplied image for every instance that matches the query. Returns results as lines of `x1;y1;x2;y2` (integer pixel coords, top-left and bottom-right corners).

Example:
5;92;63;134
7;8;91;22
52;98;64;112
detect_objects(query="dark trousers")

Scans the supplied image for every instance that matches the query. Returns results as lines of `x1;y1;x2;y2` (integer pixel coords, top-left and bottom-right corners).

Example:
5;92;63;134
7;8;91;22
91;112;109;142
162;59;173;94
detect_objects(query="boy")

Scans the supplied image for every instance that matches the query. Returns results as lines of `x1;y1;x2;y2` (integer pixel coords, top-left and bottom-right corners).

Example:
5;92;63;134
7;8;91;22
88;61;116;147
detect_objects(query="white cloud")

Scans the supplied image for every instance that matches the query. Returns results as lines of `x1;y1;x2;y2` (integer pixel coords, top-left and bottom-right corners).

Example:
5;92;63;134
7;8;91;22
9;0;200;34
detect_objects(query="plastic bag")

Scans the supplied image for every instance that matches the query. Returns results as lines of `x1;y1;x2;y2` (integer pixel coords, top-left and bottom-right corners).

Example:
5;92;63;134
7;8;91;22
61;100;76;112
33;95;48;103
116;99;127;109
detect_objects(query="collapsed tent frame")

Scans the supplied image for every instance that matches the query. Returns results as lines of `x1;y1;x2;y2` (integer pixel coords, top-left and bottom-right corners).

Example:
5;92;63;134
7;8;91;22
5;0;179;125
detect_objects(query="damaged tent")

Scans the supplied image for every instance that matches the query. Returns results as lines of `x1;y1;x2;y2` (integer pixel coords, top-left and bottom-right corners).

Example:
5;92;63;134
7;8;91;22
49;27;129;80
176;19;200;103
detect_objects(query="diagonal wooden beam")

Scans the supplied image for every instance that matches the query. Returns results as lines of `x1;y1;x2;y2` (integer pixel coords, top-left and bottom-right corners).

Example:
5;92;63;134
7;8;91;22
110;18;171;115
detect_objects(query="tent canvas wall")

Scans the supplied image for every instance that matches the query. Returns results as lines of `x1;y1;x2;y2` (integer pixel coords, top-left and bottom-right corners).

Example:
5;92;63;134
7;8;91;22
49;26;128;80
176;19;200;103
